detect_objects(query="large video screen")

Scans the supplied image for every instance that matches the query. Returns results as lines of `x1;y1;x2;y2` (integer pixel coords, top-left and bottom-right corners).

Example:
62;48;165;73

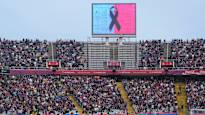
92;3;136;37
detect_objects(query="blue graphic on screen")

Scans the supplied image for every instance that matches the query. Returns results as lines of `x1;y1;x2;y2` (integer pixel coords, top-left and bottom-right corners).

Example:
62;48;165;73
93;4;114;34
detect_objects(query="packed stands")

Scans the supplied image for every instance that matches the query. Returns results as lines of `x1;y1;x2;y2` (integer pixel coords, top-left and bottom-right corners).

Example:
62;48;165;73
66;76;126;113
56;40;85;69
186;79;205;110
138;39;205;69
0;75;128;114
1;38;205;69
1;38;205;115
139;40;164;68
0;39;49;69
0;75;77;115
0;74;182;115
123;77;177;113
170;39;205;68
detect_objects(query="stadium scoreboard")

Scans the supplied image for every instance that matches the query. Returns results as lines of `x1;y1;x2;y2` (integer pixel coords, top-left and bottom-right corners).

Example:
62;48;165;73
92;3;136;37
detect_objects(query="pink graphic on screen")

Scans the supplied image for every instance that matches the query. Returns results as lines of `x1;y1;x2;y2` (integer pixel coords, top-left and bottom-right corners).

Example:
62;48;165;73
114;4;136;35
92;3;136;35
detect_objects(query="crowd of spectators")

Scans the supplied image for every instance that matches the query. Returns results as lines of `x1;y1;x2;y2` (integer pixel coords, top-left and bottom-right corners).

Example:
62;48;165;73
138;39;205;69
0;74;204;114
0;74;128;114
0;75;76;115
0;39;49;69
56;40;85;69
66;76;126;113
186;79;205;109
139;40;164;68
0;39;86;69
123;77;177;113
1;38;205;69
170;39;205;68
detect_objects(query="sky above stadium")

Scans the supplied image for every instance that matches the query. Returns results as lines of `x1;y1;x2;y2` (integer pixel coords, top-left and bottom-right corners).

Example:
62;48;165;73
0;0;204;41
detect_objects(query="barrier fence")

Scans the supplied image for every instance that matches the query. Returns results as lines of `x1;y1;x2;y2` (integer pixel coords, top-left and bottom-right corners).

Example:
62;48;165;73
7;69;205;76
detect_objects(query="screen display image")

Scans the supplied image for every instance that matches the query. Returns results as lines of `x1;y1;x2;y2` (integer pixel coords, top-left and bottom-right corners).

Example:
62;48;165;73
92;3;136;37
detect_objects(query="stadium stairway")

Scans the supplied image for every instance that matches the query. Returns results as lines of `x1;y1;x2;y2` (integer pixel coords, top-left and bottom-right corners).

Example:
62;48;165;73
116;82;135;114
163;43;171;60
69;95;83;115
48;42;57;60
175;82;189;115
48;42;53;60
52;42;57;59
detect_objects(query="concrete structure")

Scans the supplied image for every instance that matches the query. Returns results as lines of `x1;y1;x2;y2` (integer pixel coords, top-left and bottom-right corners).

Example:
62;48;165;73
84;42;137;70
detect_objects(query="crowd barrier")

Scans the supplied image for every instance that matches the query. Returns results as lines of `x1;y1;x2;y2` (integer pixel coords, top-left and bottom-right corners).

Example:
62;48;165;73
9;69;205;76
8;69;205;76
9;69;53;75
9;69;165;76
62;113;178;115
136;113;178;115
168;70;205;76
9;111;177;115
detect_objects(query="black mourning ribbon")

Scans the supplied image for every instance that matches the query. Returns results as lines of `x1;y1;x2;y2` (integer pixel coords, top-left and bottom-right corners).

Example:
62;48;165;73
109;6;121;32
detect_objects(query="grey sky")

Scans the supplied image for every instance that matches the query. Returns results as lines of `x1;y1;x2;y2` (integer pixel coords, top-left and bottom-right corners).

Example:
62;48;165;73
0;0;204;41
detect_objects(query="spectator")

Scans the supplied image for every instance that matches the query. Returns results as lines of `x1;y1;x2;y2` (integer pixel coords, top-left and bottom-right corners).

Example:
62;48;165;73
0;75;76;114
65;76;126;113
186;79;205;109
171;39;205;68
0;39;49;69
139;40;164;68
56;40;85;70
123;77;177;113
